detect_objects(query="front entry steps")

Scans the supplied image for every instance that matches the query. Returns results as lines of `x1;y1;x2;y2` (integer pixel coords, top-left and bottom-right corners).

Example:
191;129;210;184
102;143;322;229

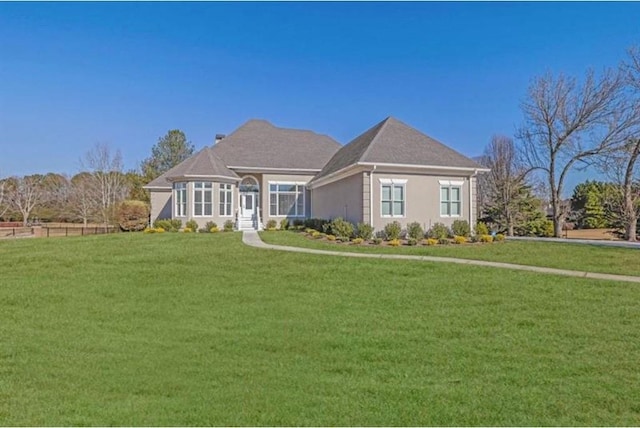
237;217;262;231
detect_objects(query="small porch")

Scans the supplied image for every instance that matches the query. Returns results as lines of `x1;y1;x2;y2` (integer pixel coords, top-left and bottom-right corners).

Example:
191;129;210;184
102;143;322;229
236;176;263;231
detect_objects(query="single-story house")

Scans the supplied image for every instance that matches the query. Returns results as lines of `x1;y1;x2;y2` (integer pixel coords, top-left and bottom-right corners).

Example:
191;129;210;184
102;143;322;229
144;117;488;232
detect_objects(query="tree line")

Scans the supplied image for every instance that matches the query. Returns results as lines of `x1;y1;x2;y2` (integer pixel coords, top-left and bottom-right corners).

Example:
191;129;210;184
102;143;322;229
0;130;194;227
478;46;640;241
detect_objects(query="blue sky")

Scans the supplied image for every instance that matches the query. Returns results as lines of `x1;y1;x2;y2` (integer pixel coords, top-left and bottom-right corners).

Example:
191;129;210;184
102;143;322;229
1;2;639;192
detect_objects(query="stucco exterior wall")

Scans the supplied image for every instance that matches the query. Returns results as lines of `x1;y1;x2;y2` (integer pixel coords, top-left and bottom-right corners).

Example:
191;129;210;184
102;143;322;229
150;189;172;223
310;173;364;225
370;173;473;232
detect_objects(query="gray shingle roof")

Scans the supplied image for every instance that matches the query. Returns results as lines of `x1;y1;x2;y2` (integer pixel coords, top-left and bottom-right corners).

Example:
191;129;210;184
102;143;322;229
210;119;341;170
312;117;483;183
144;147;239;189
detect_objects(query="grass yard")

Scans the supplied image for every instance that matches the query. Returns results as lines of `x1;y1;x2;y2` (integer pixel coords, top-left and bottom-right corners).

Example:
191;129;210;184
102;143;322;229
260;231;640;277
1;233;640;425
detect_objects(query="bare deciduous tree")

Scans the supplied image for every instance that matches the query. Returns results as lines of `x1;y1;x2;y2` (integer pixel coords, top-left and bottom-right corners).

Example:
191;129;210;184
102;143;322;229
518;68;640;237
479;136;529;236
0;177;8;220
6;175;46;226
69;172;98;226
597;46;640;241
81;143;129;228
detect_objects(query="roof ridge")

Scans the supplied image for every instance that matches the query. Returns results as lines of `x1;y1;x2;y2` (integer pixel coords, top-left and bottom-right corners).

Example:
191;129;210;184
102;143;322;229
358;116;392;162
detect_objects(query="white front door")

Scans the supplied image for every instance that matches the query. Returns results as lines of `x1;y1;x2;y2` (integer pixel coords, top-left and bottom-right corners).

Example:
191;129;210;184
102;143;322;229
240;193;255;218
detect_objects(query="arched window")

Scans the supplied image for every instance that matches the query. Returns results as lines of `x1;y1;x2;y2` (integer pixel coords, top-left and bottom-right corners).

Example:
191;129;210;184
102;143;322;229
239;176;259;192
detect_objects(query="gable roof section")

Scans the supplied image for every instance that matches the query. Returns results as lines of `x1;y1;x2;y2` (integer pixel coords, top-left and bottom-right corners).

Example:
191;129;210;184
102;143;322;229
144;147;239;189
210;119;341;170
311;117;483;184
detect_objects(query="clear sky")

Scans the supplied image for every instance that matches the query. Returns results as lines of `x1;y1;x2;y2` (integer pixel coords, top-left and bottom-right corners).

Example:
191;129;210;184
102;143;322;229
1;2;640;191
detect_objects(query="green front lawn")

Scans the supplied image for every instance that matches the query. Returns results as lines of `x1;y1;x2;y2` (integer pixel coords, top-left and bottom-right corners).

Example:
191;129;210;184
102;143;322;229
260;230;640;276
1;233;639;425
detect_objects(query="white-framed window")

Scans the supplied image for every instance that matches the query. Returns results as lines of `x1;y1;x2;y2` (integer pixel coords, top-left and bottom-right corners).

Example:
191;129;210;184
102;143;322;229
193;182;213;217
219;183;233;217
440;180;463;217
269;182;305;217
380;179;406;217
174;182;187;217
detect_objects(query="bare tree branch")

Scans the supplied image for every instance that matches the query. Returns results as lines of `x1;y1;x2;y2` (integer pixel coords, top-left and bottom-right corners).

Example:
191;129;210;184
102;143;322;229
80;143;130;228
517;66;640;237
6;175;46;226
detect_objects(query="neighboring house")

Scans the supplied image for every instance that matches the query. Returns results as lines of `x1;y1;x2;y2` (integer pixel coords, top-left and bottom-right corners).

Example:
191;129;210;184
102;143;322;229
144;117;488;232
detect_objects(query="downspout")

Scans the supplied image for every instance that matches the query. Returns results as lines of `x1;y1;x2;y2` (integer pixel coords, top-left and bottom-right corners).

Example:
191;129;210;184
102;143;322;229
369;165;376;226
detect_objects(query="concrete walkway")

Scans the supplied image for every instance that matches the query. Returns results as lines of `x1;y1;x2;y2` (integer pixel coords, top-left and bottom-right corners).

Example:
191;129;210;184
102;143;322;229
242;231;640;284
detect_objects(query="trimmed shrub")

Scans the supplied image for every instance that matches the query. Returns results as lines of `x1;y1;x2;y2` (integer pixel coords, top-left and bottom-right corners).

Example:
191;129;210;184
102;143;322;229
406;222;424;240
453;235;467;244
183;227;193;233
117;200;150;232
352;237;364;245
326;234;336;241
425;238;438;246
480;234;494;243
304;218;330;232
205;221;217;231
305;228;316;235
311;231;321;238
388;238;401;247
153;218;181;232
266;219;277;229
143;227;156;234
223;220;234;232
210;226;220;233
384;221;402;240
438;237;450;245
186;219;199;232
407;238;418;246
428;223;450;240
355;223;374;240
330;217;354;239
495;233;506;242
279;218;289;230
452;220;471;238
475;221;489;236
371;237;383;245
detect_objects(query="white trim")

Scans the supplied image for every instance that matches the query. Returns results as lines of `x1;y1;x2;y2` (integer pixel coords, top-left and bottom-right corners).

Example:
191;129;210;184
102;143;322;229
229;166;320;173
268;180;307;186
359;162;489;172
219;183;234;217
174;182;187;218
267;181;306;217
438;179;464;186
192;181;214;218
439;183;462;218
379;178;408;185
380;182;406;218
